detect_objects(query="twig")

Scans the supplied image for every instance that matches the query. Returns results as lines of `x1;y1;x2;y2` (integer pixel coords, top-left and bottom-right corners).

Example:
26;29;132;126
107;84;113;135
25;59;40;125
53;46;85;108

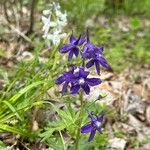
8;23;35;47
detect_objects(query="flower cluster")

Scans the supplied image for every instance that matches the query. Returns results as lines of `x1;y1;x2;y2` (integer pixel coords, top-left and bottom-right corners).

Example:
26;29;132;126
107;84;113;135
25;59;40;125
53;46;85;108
81;111;105;142
56;30;110;95
42;3;67;46
56;67;101;95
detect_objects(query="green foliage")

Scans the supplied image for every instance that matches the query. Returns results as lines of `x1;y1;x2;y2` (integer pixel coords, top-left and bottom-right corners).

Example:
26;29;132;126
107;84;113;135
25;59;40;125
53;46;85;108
0;47;56;139
45;136;65;150
123;0;150;17
0;81;50;138
40;102;81;140
0;141;7;150
130;17;141;30
60;0;105;29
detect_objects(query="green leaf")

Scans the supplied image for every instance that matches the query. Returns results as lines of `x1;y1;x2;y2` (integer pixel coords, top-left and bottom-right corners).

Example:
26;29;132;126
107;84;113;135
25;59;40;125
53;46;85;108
46;136;64;150
47;102;79;128
2;100;22;121
0;141;7;150
9;81;45;103
0;101;45;123
0;124;32;137
40;128;55;141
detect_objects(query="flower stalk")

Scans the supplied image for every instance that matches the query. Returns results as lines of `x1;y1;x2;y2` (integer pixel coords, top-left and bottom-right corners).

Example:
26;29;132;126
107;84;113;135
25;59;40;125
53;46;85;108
75;91;84;150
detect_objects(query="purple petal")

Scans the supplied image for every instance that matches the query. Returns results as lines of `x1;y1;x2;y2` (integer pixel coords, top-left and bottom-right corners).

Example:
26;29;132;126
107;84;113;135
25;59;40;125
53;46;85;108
99;56;110;69
69;66;75;73
79;68;89;78
82;51;90;59
65;73;76;82
97;112;105;122
82;44;88;54
56;75;65;84
70;34;76;44
85;43;95;52
68;51;73;61
80;123;92;133
86;78;101;86
73;47;79;57
82;43;94;59
68;51;74;61
70;84;80;94
86;59;95;68
95;61;100;75
83;45;96;59
77;36;85;46
96;127;102;134
94;47;103;54
81;83;90;95
74;35;81;45
88;129;96;142
99;47;104;52
62;82;68;95
59;44;75;53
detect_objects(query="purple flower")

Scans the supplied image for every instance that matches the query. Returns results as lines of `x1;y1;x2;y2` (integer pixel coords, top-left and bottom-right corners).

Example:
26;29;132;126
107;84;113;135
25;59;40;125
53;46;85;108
55;66;75;95
82;30;110;75
59;33;85;61
56;67;101;95
70;67;101;95
81;111;105;142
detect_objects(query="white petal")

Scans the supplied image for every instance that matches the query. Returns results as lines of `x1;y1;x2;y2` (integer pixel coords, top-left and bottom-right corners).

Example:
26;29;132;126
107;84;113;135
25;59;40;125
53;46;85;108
43;10;50;15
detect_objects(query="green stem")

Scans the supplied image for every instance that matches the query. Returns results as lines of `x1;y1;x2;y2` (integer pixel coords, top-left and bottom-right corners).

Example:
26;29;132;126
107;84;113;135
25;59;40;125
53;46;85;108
75;92;84;150
59;131;66;150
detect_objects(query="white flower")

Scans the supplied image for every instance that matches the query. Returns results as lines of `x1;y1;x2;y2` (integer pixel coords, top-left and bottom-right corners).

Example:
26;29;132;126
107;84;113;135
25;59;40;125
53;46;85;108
42;15;51;37
47;31;67;45
43;9;50;15
42;2;67;46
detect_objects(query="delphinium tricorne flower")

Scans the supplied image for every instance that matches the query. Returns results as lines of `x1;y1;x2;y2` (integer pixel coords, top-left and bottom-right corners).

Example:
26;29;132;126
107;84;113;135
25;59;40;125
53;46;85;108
56;30;110;146
59;34;85;61
56;66;101;95
81;110;105;142
82;30;110;75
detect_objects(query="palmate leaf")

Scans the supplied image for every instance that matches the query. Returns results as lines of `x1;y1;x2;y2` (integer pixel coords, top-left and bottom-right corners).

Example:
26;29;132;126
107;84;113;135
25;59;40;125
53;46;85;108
46;136;64;150
41;101;81;139
40;102;82;148
40;120;67;141
47;102;79;127
40;128;56;141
